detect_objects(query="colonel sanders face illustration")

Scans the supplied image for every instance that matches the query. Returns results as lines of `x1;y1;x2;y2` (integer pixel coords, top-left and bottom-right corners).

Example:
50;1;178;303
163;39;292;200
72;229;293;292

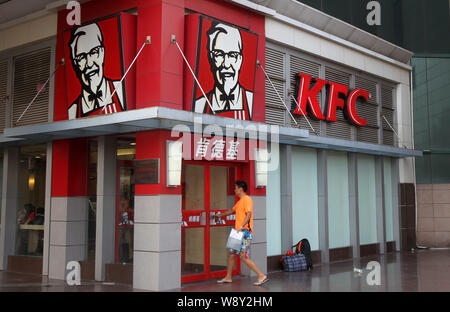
70;23;105;96
67;22;124;120
194;22;254;121
207;23;243;96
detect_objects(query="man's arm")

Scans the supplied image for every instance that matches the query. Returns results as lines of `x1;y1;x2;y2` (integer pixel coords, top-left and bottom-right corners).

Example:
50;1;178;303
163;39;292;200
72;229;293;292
215;209;235;219
239;212;251;230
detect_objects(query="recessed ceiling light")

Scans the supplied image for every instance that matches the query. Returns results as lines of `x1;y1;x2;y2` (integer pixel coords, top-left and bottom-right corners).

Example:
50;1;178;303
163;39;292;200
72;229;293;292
129;142;136;146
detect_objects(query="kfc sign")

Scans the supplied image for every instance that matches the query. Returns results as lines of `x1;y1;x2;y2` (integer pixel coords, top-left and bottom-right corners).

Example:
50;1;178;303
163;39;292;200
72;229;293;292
62;14;136;120
293;73;370;127
192;136;245;161
186;15;259;121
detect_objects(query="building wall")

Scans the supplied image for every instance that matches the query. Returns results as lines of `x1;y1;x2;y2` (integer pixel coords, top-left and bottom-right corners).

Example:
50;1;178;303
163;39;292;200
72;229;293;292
413;56;450;247
0;13;57;53
264;13;413;261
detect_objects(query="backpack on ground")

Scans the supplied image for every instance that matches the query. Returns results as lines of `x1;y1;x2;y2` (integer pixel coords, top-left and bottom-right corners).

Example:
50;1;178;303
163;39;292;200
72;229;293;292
292;238;313;271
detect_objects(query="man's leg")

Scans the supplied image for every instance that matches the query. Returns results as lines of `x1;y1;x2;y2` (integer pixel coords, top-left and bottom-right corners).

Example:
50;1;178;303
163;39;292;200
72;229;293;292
218;252;235;283
241;257;267;282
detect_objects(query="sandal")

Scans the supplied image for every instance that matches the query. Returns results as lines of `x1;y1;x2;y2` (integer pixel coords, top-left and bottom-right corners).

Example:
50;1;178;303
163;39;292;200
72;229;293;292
253;277;269;286
217;278;232;284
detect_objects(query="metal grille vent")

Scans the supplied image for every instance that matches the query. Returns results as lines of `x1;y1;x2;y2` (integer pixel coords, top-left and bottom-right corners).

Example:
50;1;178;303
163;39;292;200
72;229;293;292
265;48;286;126
325;67;350;86
12;48;51;127
355;76;377;105
0;59;8;133
266;48;284;79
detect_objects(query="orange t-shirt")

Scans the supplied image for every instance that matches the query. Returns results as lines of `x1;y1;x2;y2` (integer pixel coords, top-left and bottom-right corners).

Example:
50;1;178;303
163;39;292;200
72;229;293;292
232;195;253;234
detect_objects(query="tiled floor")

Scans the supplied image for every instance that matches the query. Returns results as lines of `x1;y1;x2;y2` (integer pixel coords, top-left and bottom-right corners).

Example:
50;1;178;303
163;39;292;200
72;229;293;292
1;249;449;292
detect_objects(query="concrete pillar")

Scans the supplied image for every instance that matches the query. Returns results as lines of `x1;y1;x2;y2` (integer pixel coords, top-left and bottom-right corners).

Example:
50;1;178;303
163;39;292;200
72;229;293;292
42;142;53;275
0;147;19;270
375;157;386;254
280;145;293;253
348;153;360;262
95;136;116;281
48;197;88;279
391;158;401;251
48;139;89;280
133;195;181;291
317;149;329;263
241;195;267;277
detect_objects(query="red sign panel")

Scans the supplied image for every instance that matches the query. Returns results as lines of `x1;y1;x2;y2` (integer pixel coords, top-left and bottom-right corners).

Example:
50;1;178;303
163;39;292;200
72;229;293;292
190;136;246;162
189;16;259;121
62;14;136;120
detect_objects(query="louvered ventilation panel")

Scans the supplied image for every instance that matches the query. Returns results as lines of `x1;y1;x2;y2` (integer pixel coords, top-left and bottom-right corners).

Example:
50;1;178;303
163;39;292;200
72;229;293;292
381;86;394;109
355;76;377;105
325;67;352;140
291;114;321;135
381;85;395;146
12;48;51;127
383;130;394;146
0;59;8;133
266;48;284;79
265;105;286;126
290;55;321;133
355;76;379;144
357;126;379;144
265;48;286;126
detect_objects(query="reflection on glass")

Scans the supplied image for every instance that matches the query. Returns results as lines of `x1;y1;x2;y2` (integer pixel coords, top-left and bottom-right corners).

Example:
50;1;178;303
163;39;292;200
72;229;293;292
87;140;97;261
117;153;135;264
210;226;233;272
118;171;134;264
16;144;46;257
210;166;236;272
182;227;205;275
182;165;204;211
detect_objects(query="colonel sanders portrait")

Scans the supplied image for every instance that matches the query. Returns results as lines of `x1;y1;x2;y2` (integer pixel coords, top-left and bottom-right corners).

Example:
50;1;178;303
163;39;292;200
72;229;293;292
68;23;124;119
194;22;253;120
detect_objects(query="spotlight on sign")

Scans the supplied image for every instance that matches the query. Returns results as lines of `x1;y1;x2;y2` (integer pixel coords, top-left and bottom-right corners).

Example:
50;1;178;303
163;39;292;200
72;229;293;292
167;140;183;187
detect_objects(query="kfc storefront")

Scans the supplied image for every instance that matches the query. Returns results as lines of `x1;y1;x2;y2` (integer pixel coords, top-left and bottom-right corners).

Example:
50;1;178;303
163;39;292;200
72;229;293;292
0;0;421;291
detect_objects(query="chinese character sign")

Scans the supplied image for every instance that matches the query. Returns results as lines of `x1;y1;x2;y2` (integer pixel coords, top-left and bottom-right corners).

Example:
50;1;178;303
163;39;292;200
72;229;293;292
193;137;245;161
192;16;258;121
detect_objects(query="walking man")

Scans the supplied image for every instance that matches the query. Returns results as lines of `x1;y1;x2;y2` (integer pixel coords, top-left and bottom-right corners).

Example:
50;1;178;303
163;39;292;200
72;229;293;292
214;180;269;286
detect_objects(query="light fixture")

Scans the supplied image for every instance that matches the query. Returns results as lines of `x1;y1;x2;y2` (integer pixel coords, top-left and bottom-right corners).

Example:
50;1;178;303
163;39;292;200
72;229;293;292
254;148;268;188
117;148;136;156
166;140;183;187
129;142;136;146
28;173;35;191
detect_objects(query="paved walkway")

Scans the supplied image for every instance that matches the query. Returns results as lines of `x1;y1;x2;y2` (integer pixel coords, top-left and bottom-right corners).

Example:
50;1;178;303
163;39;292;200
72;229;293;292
0;249;449;292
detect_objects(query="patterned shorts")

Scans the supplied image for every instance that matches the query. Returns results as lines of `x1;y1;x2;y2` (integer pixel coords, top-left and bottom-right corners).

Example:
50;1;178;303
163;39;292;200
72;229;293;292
239;229;253;259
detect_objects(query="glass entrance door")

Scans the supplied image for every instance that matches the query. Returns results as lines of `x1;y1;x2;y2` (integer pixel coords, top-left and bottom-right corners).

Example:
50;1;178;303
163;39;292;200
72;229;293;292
115;160;135;264
181;162;240;283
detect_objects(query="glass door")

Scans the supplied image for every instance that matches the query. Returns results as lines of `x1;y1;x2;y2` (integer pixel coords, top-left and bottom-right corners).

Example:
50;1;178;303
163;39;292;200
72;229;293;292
181;162;240;283
115;160;135;264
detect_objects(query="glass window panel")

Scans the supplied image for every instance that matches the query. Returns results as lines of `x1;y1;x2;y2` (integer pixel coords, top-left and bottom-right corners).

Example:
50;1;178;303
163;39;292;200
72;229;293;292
182;227;205;275
327;151;350;249
16;144;47;257
210;226;234;272
182;165;205;211
292;147;319;251
357;155;377;245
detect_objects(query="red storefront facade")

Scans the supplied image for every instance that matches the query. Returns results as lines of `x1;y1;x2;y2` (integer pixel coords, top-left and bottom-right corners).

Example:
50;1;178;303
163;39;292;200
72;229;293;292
50;0;267;289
